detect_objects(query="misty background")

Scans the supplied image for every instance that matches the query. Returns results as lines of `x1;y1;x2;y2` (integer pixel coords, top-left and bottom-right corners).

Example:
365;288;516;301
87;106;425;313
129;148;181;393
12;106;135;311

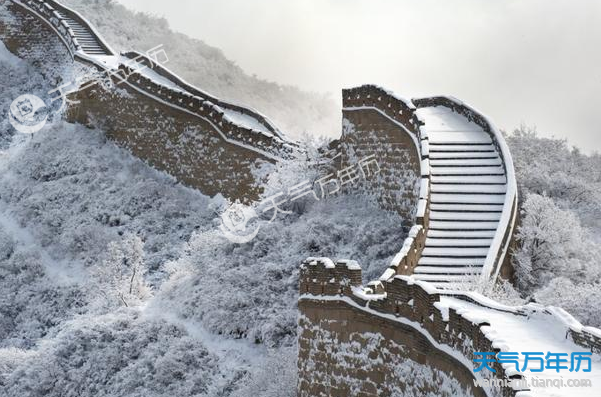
115;0;601;150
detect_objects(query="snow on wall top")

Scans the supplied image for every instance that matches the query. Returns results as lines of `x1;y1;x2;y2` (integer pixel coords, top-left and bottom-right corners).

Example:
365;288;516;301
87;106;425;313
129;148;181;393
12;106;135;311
11;0;294;159
301;260;601;397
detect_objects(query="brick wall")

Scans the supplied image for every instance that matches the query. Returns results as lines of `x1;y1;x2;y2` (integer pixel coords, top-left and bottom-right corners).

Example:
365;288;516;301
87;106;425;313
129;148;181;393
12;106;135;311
299;300;488;397
298;259;528;397
66;81;275;202
339;86;422;223
0;2;75;83
1;1;285;203
569;329;601;354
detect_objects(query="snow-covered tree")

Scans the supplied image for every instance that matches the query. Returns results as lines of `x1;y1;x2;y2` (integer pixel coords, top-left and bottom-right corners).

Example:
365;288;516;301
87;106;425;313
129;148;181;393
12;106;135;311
535;278;601;327
512;193;601;292
91;234;151;308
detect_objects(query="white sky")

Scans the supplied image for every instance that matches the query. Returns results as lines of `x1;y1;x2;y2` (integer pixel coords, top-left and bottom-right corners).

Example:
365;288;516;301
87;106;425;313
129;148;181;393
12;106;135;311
115;0;601;151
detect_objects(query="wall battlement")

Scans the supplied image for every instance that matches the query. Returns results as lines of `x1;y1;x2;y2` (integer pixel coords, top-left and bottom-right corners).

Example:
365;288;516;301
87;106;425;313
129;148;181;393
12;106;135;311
298;259;601;396
343;85;423;136
299;259;526;397
338;85;423;221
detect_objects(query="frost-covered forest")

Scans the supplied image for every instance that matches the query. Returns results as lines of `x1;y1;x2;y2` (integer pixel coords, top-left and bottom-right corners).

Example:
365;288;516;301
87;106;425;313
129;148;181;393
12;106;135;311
506;128;601;326
2;0;601;395
0;40;404;395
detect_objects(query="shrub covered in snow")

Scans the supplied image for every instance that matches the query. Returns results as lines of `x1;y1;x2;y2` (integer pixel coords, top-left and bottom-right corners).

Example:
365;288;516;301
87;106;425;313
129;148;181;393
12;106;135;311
507;126;601;326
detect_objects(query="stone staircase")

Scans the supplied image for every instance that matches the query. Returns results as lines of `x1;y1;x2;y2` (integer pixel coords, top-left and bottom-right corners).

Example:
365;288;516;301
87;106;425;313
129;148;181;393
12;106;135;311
53;9;111;56
5;0;296;201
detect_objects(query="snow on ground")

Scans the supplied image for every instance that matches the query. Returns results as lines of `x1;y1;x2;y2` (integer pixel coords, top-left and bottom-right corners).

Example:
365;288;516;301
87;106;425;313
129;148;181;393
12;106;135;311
0;121;402;394
438;296;601;396
415;106;484;132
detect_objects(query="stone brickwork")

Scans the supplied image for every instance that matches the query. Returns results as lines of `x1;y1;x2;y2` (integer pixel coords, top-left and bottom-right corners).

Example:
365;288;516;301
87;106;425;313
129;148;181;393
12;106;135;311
66;80;276;202
299;301;486;397
1;0;294;202
569;328;601;354
0;2;74;81
120;51;285;142
298;259;529;397
339;86;423;223
344;85;423;136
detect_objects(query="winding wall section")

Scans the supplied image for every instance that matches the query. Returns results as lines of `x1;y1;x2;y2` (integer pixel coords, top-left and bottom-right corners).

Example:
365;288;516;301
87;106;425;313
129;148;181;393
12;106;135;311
297;87;600;397
2;0;296;201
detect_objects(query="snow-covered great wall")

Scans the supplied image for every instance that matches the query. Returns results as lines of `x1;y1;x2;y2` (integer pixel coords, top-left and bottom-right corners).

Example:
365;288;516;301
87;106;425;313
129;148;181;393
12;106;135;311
1;0;297;202
299;89;601;396
2;1;601;397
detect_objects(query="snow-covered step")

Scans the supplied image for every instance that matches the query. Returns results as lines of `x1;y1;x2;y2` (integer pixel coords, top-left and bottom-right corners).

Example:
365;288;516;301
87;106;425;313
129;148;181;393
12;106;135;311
431;175;506;185
429;131;492;144
430;193;505;204
422;247;489;257
56;12;110;55
413;104;512;289
429;211;501;221
427;229;497;239
429;220;499;230
418;257;485;266
415;107;484;131
429;151;499;159
413;274;480;282
426;282;477;290
430;166;505;176
430;158;502;167
414;266;482;275
430;184;506;194
429;203;504;212
425;238;493;247
429;144;496;152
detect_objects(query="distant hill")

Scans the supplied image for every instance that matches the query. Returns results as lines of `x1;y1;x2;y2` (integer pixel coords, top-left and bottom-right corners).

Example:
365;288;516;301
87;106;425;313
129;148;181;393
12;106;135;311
61;0;340;140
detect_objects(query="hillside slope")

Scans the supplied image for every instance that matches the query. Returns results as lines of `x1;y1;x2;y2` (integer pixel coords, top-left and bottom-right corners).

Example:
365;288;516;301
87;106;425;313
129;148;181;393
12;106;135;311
60;0;340;140
0;39;403;395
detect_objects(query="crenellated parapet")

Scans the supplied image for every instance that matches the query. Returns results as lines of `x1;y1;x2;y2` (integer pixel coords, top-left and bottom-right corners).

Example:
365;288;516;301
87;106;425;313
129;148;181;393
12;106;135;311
338;85;427;223
120;51;287;143
116;60;294;160
299;257;362;297
343;85;423;136
380;224;426;278
3;0;297;202
299;259;531;397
